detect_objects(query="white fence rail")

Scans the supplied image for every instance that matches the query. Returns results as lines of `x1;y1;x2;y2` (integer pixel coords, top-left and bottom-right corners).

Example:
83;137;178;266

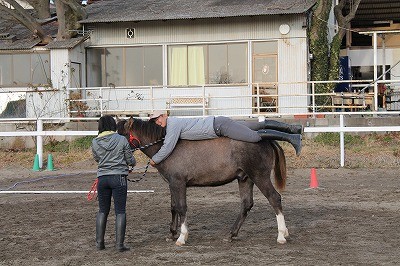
2;113;400;168
304;113;400;167
0;118;98;168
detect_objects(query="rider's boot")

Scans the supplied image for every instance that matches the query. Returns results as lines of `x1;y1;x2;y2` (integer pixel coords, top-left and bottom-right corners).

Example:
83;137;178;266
96;212;107;250
263;120;303;134
115;213;130;252
258;129;302;156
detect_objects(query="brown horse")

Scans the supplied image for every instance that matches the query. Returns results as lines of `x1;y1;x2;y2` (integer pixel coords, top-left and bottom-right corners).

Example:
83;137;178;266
124;117;289;246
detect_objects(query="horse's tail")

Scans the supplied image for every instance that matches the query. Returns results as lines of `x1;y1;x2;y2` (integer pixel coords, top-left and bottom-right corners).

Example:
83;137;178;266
270;140;287;191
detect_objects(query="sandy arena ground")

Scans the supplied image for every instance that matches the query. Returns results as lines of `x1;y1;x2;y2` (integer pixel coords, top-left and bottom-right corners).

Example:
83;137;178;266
0;161;399;265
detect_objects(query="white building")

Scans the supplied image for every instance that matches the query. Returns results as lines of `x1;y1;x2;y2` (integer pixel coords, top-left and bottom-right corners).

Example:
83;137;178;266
1;0;316;118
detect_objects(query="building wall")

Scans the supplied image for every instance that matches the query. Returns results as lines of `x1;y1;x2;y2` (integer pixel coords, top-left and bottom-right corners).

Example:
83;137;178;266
84;15;309;116
26;43;87;118
88;16;306;45
346;47;400;90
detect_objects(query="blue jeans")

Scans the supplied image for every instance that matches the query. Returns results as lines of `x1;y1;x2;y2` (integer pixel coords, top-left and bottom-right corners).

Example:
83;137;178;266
97;174;128;215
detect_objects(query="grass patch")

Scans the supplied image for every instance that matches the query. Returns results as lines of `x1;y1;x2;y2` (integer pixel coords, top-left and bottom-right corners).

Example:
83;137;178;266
45;136;95;152
313;132;363;146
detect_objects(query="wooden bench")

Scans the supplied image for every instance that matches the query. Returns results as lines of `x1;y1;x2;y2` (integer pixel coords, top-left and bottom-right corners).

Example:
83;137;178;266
167;94;209;116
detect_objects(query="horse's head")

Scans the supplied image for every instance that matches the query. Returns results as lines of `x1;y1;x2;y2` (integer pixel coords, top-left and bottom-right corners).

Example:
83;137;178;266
116;118;141;149
120;117;166;150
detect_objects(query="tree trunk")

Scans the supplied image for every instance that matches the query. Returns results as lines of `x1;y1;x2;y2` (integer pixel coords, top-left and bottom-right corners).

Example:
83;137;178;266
309;0;332;107
309;0;361;109
26;0;50;19
56;0;87;40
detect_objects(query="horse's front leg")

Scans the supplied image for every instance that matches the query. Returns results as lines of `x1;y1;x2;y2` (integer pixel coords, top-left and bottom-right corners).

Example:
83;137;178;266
168;208;179;241
169;183;188;246
176;216;188;246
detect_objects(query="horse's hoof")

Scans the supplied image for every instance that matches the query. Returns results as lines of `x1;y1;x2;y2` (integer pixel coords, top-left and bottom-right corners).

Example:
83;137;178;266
284;229;289;238
175;241;184;246
277;237;287;244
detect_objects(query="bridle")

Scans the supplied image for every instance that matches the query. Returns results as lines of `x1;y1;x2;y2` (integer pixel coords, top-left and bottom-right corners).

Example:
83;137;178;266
126;131;164;183
128;132;165;151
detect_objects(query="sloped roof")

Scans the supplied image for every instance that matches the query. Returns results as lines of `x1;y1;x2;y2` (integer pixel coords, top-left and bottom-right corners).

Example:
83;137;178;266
80;0;316;24
0;13;58;50
351;0;400;22
45;36;89;49
0;38;41;50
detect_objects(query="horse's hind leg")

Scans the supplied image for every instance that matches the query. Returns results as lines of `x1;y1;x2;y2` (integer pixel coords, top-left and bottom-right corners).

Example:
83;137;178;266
228;178;254;241
252;174;289;244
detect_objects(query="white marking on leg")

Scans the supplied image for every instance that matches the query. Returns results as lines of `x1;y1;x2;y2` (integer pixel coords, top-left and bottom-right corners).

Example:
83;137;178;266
176;219;188;246
276;213;289;244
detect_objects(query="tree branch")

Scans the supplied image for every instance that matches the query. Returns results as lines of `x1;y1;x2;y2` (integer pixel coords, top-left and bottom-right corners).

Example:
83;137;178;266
334;0;361;39
0;0;52;43
58;0;87;20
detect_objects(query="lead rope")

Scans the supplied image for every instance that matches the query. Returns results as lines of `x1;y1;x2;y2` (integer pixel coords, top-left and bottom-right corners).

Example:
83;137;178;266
87;179;98;201
127;160;151;183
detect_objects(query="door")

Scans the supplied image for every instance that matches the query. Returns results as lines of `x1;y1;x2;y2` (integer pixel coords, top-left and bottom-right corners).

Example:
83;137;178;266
253;55;277;113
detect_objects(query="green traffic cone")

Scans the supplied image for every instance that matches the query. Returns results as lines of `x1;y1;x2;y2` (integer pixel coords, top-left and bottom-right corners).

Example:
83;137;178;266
32;154;40;171
46;154;54;171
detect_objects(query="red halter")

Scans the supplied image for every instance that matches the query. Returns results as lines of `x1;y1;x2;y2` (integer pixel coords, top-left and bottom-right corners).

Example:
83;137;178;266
129;132;141;149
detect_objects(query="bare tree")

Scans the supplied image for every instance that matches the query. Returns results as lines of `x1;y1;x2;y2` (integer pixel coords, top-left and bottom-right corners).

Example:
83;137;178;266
26;0;50;19
0;0;52;43
0;0;87;43
309;0;361;107
56;0;87;40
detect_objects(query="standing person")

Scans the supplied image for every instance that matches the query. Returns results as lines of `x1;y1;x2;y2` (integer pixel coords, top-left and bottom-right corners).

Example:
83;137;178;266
148;111;302;166
92;115;136;252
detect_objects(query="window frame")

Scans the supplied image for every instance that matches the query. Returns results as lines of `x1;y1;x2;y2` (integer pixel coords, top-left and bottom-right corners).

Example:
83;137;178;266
0;51;51;87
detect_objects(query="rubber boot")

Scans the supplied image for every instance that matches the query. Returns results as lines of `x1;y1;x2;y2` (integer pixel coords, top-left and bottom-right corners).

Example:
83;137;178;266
263;120;303;134
258;129;302;156
96;212;107;250
115;213;130;252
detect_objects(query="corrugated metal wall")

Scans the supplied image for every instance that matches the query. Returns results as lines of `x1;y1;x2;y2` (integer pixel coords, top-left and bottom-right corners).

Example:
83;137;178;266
89;16;306;46
84;15;309;116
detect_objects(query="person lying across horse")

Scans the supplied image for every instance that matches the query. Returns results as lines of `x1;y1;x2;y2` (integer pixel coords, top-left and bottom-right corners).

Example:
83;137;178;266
148;111;302;166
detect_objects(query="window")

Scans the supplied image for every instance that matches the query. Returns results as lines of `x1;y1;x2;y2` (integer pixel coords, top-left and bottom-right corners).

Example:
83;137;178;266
87;46;163;87
168;43;248;86
0;52;50;87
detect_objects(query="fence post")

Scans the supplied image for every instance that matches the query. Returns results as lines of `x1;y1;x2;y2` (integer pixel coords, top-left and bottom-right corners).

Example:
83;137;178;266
256;83;260;115
202;85;206;116
100;87;103;116
36;118;43;169
150;86;154;113
311;82;316;114
340;114;345;167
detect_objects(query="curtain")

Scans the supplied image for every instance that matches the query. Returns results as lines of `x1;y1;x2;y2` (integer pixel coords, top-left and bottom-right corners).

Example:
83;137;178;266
188;46;205;85
168;46;187;86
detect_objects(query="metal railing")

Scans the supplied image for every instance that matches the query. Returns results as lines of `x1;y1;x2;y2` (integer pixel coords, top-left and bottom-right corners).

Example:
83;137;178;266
65;79;400;118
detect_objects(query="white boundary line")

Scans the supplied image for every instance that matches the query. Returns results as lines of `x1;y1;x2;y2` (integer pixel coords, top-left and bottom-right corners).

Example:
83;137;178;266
0;190;154;194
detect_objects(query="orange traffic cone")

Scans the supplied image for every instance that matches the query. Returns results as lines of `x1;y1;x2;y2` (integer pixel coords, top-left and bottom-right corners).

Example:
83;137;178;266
309;168;319;189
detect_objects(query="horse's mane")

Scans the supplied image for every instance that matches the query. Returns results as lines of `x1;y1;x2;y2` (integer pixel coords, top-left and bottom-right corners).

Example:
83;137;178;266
128;117;166;140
